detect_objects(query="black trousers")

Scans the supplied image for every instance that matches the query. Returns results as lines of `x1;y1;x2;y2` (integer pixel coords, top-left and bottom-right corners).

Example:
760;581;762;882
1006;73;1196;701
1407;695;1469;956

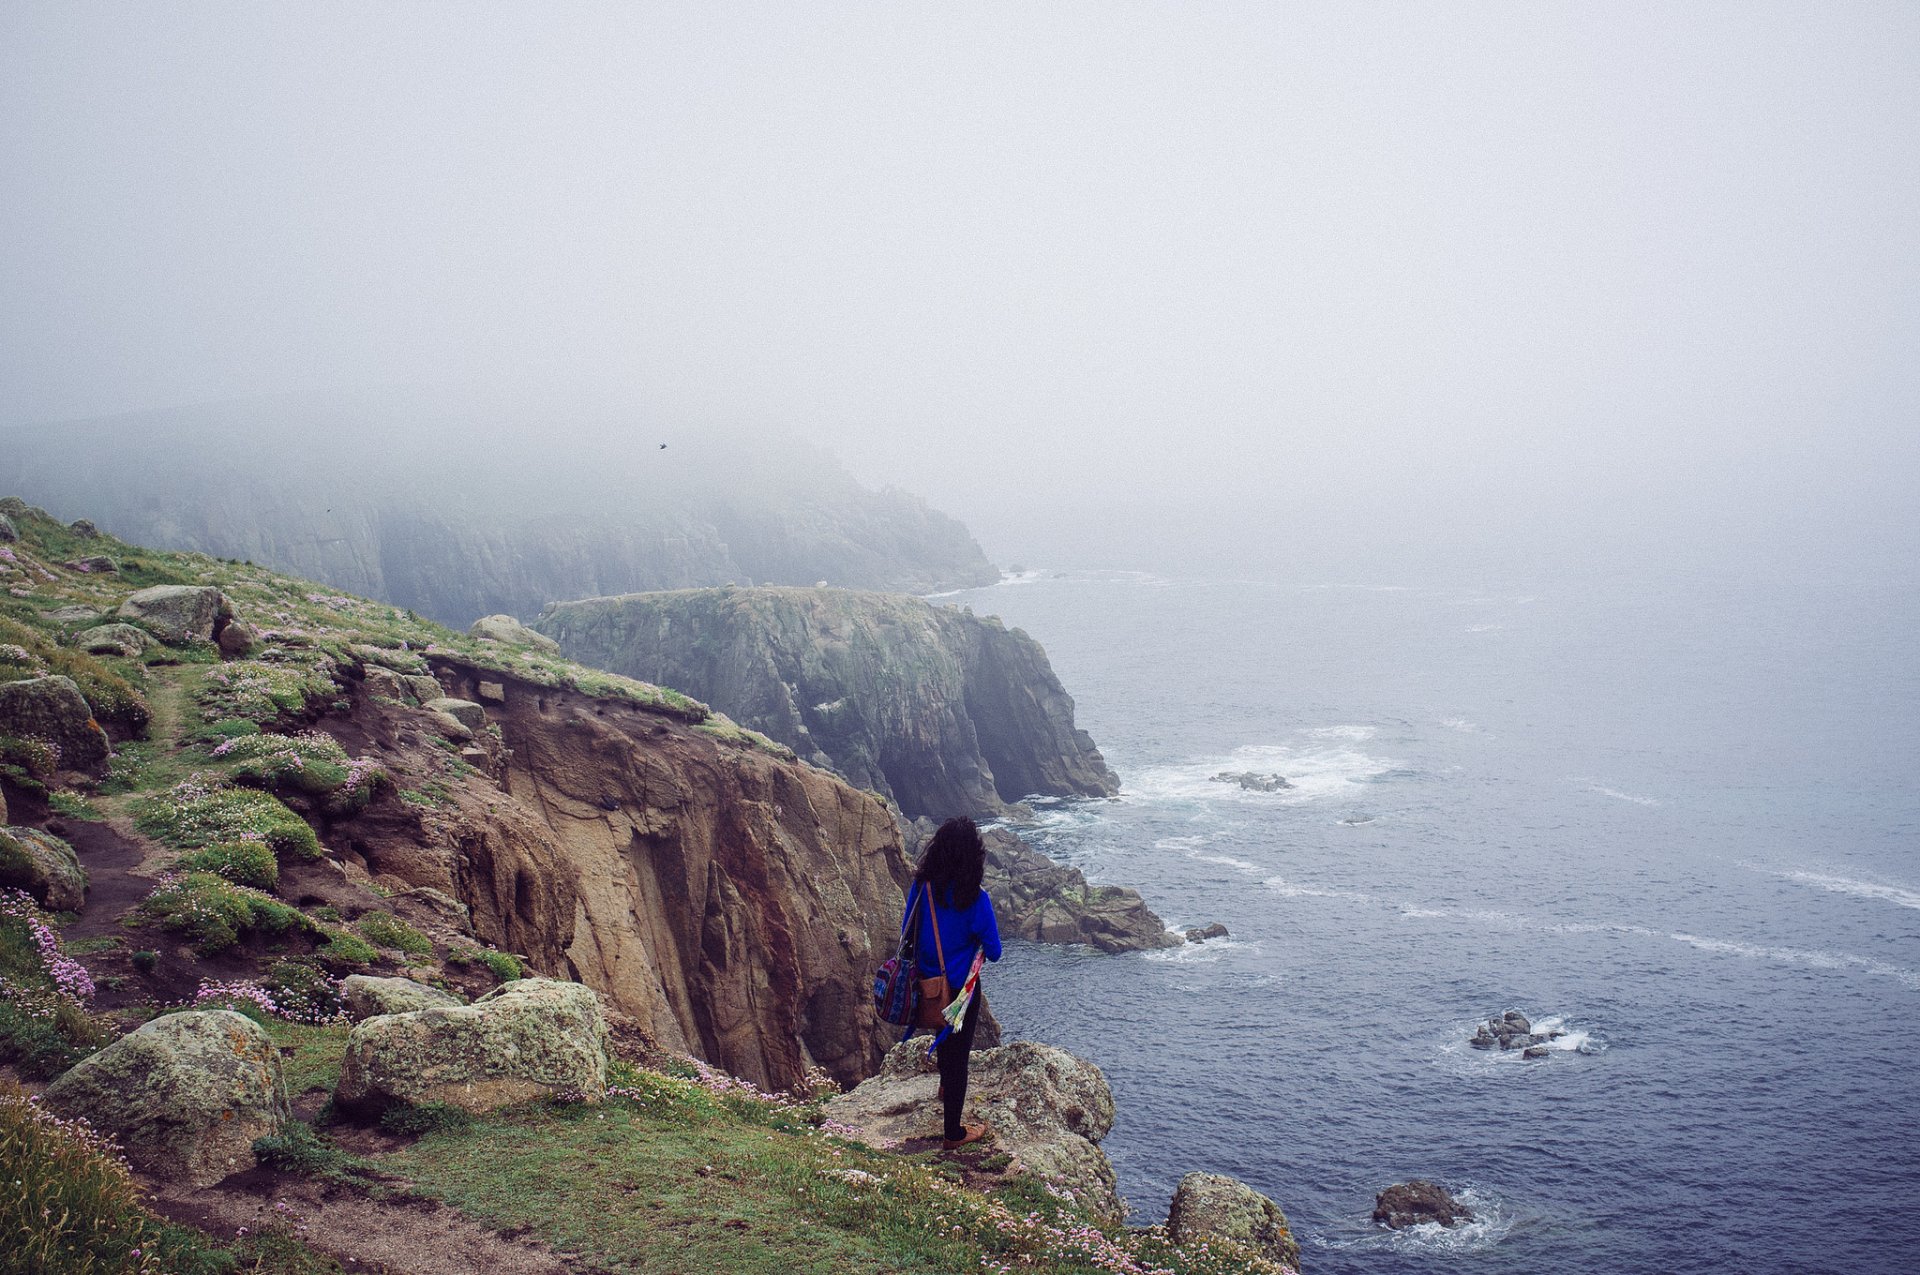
935;987;983;1142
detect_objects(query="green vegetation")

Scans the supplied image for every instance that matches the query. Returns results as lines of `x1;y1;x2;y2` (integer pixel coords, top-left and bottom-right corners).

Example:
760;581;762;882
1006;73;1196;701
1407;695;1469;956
448;945;520;982
138;871;309;956
378;1101;472;1137
211;729;387;815
134;776;321;860
196;657;339;726
0;891;105;1079
0;612;152;737
181;839;280;890
253;1121;385;1191
315;927;378;970
353;911;432;957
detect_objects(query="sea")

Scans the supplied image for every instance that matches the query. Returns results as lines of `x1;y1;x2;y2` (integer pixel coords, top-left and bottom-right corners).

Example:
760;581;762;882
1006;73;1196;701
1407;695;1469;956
934;553;1919;1275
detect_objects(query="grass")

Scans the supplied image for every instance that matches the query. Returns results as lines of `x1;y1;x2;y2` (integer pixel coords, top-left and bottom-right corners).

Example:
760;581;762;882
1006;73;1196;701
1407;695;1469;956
138;871;311;956
134;775;321;860
353;911;432;957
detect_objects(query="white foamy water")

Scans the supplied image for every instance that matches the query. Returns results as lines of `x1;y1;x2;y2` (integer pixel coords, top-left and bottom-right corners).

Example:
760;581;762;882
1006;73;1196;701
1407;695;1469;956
1128;732;1397;806
1666;932;1920;989
1577;780;1663;806
1264;875;1375;902
1751;866;1920;913
1318;1186;1516;1256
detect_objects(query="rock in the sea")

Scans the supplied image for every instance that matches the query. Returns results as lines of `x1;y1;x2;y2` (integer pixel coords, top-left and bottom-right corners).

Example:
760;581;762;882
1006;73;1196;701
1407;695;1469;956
341;974;463;1020
827;1038;1124;1221
78;623;153;657
334;977;609;1115
1185;922;1230;943
1472;1009;1555;1053
1503;1009;1531;1033
0;825;87;911
946;823;1180;953
1373;1179;1474;1230
424;696;487;734
116;584;230;644
217;618;258;657
1211;771;1292;792
1167;1171;1301;1270
1522;1044;1549;1059
43;1010;289;1187
68;519;100;539
470;614;561;654
0;675;111;772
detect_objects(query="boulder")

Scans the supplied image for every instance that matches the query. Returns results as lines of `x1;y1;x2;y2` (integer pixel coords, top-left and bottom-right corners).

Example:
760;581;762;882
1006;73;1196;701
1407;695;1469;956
1185;922;1230;943
341;974;464;1020
217;618;258;657
45;606;100;625
0;513;16;542
63;555;116;574
77;623;152;657
826;1039;1123;1221
470;614;561;655
334;977;609;1115
42;1010;289;1188
401;674;443;704
68;519;100;539
1502;1010;1531;1033
1211;771;1292;793
0;675;111;772
116;585;230;644
424;697;487;734
1372;1179;1474;1230
1522;1044;1549;1059
1166;1171;1300;1270
0;826;87;911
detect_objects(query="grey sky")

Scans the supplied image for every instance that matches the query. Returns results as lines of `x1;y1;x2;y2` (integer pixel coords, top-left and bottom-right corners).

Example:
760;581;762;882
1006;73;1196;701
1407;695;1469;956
3;3;1915;568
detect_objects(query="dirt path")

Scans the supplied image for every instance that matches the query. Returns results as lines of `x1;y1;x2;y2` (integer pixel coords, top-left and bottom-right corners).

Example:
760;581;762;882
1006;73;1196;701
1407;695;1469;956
59;816;153;941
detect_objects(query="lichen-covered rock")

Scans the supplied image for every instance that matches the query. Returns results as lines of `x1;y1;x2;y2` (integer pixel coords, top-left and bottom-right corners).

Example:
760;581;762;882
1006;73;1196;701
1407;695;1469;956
341;974;463;1020
1167;1172;1301;1270
0;513;16;543
42;1010;289;1188
0;825;87;911
0;675;111;772
68;519;100;539
1372;1179;1474;1229
470;614;562;654
424;697;487;733
826;1039;1123;1221
217;618;258;657
116;584;230;644
63;555;116;574
77;623;153;657
334;977;609;1115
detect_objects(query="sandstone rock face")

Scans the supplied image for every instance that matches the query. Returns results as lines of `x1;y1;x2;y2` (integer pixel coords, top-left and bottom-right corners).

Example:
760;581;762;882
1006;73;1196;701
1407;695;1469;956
43;1010;289;1188
0;825;87;911
1373;1179;1474;1229
78;623;153;657
327;658;913;1092
826;1039;1123;1221
471;614;561;654
943;823;1179;952
116;585;230;644
335;978;609;1114
1167;1172;1301;1270
0;675;111;772
341;974;463;1020
536;587;1119;820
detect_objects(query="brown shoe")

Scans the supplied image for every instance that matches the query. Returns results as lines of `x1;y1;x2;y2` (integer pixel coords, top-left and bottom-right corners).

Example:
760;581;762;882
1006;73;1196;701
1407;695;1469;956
941;1123;989;1151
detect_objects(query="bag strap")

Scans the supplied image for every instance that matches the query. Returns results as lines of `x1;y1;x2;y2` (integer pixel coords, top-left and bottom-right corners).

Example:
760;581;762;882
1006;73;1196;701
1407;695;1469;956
922;883;947;976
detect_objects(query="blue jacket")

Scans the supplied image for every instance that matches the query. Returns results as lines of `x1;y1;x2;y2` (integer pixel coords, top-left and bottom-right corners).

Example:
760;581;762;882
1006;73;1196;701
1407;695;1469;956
901;880;1002;988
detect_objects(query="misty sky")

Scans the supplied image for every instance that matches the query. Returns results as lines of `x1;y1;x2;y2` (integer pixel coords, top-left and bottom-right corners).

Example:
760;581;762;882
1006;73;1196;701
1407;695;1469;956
3;3;1916;569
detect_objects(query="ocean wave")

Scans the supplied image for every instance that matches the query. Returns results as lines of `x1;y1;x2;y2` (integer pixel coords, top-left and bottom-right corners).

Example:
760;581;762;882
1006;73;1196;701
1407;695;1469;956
1666;932;1920;988
1143;937;1261;963
1318;1184;1515;1255
1465;623;1505;633
1264;875;1374;903
1575;779;1663;807
1748;865;1920;912
1439;717;1483;733
1126;735;1399;806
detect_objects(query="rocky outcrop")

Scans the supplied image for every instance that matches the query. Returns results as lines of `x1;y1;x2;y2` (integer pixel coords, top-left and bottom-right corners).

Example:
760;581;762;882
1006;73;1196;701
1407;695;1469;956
335;978;609;1115
0;825;87;910
325;657;913;1092
1185;922;1229;943
471;614;561;654
0;675;111;772
78;623;153;657
116;585;231;645
43;1010;289;1187
1373;1180;1474;1229
826;1039;1123;1221
535;587;1118;820
1469;1009;1566;1053
1212;771;1291;793
920;822;1178;952
341;974;464;1020
0;396;999;627
1167;1172;1301;1270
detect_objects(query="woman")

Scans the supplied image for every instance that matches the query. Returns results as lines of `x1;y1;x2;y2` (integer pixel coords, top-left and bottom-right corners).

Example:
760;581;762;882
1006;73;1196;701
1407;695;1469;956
903;816;1003;1150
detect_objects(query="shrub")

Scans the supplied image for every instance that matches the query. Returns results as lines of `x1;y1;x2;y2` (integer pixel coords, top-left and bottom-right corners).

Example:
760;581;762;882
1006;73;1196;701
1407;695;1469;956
353;911;432;957
139;872;308;956
0;733;59;779
197;657;337;725
479;949;522;983
212;730;388;817
135;776;320;860
180;839;279;890
315;927;377;970
0;889;103;1079
130;949;157;973
259;959;345;1024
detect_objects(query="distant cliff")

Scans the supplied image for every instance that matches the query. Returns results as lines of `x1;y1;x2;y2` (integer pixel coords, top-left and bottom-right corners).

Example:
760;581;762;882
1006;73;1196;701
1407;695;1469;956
535;586;1120;820
0;392;999;627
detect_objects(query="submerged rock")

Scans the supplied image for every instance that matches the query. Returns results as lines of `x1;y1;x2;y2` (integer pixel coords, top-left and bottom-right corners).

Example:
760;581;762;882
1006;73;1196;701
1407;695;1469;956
1373;1179;1474;1230
43;1010;289;1188
826;1038;1124;1221
334;977;609;1115
1211;771;1292;793
1167;1171;1300;1269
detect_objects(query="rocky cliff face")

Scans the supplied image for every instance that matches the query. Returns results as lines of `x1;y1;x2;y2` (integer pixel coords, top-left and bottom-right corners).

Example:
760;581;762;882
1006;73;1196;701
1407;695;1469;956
0;394;999;627
534;587;1120;820
326;656;910;1091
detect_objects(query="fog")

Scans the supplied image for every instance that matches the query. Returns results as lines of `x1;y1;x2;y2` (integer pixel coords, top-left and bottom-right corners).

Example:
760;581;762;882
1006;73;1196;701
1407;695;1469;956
3;3;1915;576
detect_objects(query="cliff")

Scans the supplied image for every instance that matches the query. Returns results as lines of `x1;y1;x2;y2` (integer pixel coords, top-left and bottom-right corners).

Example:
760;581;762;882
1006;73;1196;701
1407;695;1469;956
0;393;999;627
534;586;1121;820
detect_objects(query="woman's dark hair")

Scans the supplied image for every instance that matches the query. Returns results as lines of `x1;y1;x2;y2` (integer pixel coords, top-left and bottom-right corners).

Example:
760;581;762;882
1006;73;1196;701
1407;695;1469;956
914;816;985;908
